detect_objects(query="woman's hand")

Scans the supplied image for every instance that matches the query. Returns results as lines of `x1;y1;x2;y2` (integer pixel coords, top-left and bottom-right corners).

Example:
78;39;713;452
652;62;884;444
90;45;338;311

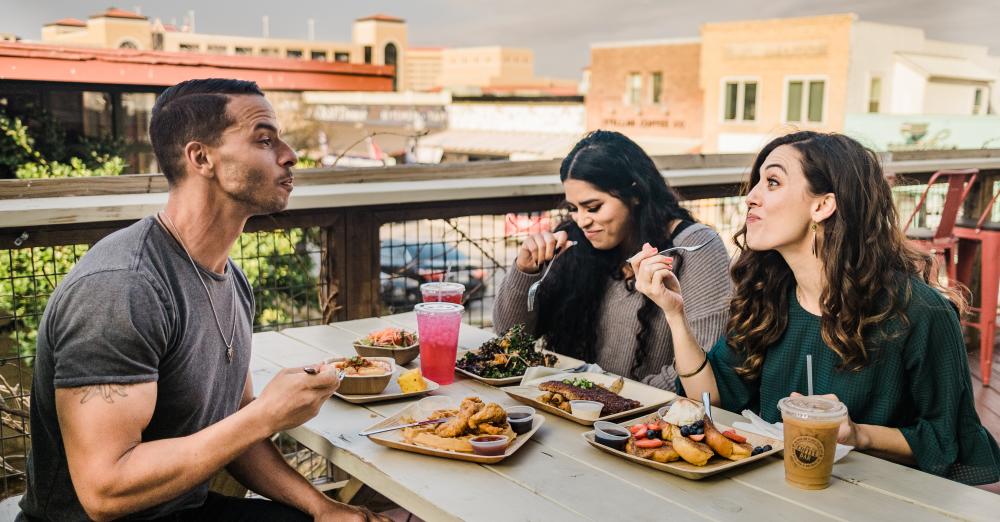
515;230;569;274
789;392;869;449
629;242;685;317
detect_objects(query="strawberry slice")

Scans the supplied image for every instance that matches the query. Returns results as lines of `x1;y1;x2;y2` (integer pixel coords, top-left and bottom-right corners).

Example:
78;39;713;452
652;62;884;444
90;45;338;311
689;433;705;442
722;430;747;444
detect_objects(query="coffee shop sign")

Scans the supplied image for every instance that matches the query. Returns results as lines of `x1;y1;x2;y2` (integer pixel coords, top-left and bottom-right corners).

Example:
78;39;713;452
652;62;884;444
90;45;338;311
309;104;447;128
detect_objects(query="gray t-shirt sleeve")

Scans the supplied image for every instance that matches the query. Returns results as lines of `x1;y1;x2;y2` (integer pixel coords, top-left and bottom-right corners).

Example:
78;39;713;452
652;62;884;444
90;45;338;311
47;270;171;388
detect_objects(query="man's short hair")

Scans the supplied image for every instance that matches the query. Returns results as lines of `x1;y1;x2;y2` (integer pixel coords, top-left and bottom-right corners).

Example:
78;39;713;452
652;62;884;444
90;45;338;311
150;78;264;184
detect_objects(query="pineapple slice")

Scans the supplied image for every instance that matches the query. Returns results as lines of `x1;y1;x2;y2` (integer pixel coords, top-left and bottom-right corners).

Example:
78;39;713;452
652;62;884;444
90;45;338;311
397;368;428;393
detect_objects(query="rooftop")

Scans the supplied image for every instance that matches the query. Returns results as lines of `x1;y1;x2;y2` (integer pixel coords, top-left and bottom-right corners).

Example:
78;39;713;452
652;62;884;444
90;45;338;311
88;7;148;21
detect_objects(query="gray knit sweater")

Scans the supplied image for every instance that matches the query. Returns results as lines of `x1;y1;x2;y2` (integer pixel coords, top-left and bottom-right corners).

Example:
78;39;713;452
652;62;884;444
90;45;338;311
493;223;733;391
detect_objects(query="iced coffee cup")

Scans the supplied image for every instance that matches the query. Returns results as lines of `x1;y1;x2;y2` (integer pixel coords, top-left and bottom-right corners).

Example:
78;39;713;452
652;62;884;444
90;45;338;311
777;396;848;490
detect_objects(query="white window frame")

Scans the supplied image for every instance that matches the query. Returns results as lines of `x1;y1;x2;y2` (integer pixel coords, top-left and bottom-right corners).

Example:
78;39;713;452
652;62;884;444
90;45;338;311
625;72;643;107
782;75;829;125
866;73;882;114
650;71;664;105
719;76;760;123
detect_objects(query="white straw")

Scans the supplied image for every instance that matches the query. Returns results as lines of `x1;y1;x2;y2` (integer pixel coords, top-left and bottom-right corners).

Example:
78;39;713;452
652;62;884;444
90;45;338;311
806;354;814;396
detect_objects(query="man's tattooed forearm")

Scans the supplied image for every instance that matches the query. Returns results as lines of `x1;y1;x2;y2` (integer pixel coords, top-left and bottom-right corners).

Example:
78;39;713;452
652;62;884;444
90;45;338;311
73;384;130;404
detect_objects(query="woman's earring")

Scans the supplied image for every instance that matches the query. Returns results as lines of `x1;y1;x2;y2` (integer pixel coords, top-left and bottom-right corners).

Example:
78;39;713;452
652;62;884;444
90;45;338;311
811;222;819;256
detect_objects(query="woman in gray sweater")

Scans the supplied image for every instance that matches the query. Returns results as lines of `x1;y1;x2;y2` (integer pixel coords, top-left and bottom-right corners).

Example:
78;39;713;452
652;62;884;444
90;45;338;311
493;130;732;391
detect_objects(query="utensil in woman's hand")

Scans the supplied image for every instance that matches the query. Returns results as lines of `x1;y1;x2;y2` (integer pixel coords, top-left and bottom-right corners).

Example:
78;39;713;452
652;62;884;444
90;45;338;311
702;391;713;421
526;241;577;312
626;238;714;266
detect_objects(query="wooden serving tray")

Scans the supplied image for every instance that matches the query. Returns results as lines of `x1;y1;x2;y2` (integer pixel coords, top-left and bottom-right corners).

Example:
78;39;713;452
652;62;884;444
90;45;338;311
502;372;676;426
363;402;545;463
583;412;783;480
454;350;585;386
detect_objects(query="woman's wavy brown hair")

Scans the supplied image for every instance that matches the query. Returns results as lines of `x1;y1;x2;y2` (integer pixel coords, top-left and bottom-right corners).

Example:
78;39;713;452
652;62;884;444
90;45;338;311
728;131;964;380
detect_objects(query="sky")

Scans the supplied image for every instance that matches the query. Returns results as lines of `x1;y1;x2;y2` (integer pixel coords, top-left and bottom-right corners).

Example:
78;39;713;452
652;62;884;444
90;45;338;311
3;0;997;78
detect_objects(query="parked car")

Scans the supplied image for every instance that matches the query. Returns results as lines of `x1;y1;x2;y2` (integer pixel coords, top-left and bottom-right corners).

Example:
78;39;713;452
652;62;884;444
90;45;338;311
380;240;488;303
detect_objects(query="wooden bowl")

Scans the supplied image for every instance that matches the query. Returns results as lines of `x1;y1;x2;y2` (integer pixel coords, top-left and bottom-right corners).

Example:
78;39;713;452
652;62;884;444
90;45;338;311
328;356;395;395
353;341;420;366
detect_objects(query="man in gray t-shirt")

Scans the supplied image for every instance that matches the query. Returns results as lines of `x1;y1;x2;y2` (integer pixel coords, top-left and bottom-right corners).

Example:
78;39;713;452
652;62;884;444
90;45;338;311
18;79;386;522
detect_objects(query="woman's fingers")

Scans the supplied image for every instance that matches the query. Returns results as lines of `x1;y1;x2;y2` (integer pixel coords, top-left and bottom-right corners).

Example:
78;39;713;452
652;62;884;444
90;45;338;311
553;230;569;251
540;231;556;261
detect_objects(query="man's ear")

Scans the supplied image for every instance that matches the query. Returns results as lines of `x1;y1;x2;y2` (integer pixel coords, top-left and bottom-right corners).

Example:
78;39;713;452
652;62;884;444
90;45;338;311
812;193;837;224
183;142;214;179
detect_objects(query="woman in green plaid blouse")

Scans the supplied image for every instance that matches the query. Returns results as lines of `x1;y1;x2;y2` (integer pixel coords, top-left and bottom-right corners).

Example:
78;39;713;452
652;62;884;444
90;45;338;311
631;131;999;485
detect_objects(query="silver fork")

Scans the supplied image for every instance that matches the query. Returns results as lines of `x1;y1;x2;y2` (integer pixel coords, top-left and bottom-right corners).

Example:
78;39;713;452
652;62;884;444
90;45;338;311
626;238;714;265
526;241;577;312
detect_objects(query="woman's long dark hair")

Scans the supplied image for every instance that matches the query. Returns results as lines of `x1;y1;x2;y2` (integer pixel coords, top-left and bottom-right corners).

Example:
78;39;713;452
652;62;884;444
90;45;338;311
533;130;695;379
727;131;965;380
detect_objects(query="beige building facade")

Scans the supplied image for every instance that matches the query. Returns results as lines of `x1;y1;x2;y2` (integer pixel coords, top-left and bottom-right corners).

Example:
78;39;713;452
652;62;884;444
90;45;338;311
586;38;703;154
588;13;1000;153
700;14;855;153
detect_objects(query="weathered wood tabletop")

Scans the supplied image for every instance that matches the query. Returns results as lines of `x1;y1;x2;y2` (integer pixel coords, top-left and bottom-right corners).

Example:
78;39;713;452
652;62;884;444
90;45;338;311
250;313;1000;522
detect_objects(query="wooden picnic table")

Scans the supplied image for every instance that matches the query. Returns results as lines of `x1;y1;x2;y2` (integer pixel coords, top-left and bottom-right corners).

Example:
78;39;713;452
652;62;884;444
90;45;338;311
251;313;1000;522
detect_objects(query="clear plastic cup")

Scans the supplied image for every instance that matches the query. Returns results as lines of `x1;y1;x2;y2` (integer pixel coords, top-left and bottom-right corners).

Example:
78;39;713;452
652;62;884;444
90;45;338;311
414;302;464;385
569;400;604;421
777;396;848;490
420;282;465;304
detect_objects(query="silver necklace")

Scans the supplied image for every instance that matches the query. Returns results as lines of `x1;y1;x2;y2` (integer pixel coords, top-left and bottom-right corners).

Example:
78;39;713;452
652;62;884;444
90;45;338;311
159;212;239;363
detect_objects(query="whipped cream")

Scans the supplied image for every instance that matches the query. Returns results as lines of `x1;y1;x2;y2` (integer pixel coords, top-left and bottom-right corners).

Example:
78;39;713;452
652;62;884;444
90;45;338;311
662;399;705;426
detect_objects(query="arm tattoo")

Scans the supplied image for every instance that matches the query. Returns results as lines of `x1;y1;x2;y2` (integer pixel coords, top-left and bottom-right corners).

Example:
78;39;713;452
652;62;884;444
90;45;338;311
73;384;130;404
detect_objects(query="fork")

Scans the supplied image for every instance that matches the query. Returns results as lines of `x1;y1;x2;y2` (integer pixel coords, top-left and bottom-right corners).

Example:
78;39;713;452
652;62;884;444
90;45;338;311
625;238;714;266
526;241;577;312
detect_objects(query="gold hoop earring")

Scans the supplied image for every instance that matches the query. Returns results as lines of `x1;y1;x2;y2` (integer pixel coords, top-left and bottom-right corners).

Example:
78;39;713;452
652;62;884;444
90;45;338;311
811;222;819;256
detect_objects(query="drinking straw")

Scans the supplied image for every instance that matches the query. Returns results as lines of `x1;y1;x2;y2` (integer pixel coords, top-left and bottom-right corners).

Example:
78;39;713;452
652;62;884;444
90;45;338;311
806;354;814;396
444;263;452;282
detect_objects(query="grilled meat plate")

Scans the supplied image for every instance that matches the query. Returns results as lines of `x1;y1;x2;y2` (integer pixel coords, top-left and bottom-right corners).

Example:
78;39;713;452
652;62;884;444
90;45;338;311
538;381;641;415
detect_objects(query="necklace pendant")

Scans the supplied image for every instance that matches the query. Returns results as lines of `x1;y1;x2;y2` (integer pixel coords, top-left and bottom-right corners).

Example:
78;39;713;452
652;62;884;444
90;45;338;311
226;347;234;363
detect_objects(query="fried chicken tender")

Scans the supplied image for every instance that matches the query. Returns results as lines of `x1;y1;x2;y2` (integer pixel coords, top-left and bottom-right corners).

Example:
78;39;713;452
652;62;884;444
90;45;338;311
468;403;509;435
434;397;484;437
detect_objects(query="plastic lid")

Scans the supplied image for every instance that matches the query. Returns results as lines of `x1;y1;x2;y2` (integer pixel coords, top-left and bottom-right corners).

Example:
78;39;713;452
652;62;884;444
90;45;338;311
420;282;465;292
777;396;848;421
413;302;465;314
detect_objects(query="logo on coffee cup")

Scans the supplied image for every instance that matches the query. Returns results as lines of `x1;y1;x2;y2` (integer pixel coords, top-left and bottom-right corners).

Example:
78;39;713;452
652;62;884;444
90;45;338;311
790;435;824;469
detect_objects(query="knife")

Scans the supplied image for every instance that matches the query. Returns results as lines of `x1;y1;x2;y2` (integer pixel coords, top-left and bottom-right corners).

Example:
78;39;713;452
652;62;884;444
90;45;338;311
358;417;451;437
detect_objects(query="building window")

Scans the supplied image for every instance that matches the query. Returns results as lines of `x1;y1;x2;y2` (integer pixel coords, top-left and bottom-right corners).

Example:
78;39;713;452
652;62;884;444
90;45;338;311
723;80;757;122
260;47;279;57
786;79;825;123
206;45;227;55
311;50;328;61
364;46;373;64
286;49;303;59
626;73;642;106
118;40;138;50
235;46;253;55
974;88;983;114
178;43;200;52
335;51;350;62
868;77;881;113
651;72;663;104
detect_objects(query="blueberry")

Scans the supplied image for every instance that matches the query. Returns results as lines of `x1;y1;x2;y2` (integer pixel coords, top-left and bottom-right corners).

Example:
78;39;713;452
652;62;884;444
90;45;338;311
646;429;661;440
761;445;772;452
680;426;690;437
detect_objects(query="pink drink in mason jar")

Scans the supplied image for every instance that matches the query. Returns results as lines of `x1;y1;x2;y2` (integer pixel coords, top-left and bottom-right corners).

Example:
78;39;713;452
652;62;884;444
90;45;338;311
414;302;464;385
420;282;465;304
